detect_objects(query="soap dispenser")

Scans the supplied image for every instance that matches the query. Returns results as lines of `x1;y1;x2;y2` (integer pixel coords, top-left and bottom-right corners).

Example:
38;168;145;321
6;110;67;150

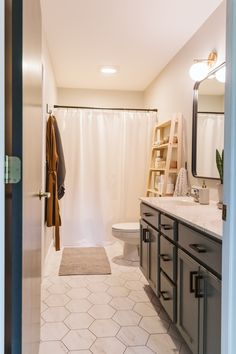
199;180;209;205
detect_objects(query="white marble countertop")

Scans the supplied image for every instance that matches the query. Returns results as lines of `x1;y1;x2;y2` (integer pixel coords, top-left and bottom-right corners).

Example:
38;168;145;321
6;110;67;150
140;196;223;241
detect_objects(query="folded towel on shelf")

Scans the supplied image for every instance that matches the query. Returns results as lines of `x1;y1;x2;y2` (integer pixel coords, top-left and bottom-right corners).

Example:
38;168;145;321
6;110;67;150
174;168;188;196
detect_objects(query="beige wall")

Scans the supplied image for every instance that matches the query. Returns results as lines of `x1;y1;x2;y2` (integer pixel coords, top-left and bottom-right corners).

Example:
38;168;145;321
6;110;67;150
58;88;145;109
42;32;58;263
144;2;226;200
198;94;224;112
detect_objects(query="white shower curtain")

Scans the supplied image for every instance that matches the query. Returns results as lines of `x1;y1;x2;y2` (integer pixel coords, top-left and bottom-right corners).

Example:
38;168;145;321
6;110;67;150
56;108;157;247
197;113;224;178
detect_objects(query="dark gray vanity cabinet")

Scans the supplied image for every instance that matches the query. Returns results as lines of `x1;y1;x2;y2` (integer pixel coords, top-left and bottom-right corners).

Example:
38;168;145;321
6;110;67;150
159;213;177;322
177;224;221;354
140;219;159;294
140;204;159;294
140;202;222;354
177;250;201;354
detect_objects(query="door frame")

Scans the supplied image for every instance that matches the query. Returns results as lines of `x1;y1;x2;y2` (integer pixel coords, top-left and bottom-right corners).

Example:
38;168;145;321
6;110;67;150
0;0;5;353
222;1;236;353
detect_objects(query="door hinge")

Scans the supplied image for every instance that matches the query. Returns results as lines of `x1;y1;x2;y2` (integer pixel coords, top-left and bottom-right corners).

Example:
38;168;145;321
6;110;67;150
5;155;21;184
222;203;227;221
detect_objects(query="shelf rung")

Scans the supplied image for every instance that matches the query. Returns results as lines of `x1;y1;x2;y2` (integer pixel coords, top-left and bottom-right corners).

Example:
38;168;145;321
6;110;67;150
152;143;178;150
149;168;178;173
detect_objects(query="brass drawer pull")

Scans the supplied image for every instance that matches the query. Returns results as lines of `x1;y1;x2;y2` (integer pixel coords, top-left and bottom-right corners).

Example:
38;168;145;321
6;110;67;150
189;243;207;253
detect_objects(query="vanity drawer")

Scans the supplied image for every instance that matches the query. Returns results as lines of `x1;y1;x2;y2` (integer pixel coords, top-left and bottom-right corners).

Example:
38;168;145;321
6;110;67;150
159;214;177;241
159;271;176;323
178;224;222;276
160;236;176;283
140;203;159;229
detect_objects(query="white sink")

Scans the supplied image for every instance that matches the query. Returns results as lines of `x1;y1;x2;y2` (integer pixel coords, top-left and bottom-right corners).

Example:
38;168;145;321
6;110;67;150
161;199;196;206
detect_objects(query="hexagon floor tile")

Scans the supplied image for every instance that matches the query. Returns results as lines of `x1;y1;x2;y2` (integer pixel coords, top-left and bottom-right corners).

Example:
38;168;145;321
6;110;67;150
89;319;120;337
62;329;96;351
65;313;94;330
125;280;145;291
107;286;130;297
44;294;70;307
41;307;70;322
48;283;71;294
41;242;185;354
87;282;109;293
139;316;170;334
41;322;69;341
128;290;152;303
39;341;68;354
113;310;141;326
124;346;155;354
66;299;93;313
68;351;92;354
147;333;182;354
117;326;149;346
91;337;126;354
133;302;158;317
88;304;116;319
88;292;112;305
67;288;90;300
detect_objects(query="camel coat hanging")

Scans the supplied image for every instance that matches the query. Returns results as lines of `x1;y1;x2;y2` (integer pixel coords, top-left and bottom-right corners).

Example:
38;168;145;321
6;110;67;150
46;114;66;251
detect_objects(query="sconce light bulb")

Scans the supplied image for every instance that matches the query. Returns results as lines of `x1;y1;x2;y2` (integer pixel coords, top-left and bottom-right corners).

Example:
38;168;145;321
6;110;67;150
189;62;209;81
215;66;226;83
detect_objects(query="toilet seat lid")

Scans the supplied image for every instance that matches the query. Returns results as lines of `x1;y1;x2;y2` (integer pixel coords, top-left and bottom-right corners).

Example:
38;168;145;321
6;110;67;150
112;222;140;232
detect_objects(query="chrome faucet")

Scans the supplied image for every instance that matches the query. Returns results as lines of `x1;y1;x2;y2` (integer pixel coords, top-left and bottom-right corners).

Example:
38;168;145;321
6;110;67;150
190;187;200;203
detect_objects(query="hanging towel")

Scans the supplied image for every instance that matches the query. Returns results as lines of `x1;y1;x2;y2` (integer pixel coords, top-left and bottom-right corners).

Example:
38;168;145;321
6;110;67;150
174;168;189;196
46;115;61;251
53;117;66;199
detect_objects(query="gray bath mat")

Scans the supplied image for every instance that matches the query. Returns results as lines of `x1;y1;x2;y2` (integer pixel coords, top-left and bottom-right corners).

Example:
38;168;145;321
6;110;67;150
59;247;111;275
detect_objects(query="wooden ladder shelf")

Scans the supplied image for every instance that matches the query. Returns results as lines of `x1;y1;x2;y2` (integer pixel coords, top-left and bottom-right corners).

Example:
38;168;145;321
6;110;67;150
146;113;182;197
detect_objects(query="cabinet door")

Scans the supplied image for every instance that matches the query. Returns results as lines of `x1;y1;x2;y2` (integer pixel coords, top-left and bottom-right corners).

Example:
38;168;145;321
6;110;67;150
199;269;221;354
148;225;159;294
177;250;200;354
140;220;149;279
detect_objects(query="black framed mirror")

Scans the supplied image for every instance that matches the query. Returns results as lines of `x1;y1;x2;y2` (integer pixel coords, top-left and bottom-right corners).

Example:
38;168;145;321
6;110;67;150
192;62;225;179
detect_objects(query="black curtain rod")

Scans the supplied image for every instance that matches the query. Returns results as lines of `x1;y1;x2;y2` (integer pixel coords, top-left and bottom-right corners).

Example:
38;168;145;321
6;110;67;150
198;111;224;114
54;104;158;113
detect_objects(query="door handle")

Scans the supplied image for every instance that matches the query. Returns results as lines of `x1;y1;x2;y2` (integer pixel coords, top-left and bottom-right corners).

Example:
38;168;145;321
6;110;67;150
38;190;51;200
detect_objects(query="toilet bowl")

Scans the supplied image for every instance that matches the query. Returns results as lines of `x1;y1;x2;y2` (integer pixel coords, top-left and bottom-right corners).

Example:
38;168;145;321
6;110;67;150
112;222;140;261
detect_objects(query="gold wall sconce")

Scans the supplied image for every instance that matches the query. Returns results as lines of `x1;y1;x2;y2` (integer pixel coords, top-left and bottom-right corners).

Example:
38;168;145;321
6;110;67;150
189;50;218;81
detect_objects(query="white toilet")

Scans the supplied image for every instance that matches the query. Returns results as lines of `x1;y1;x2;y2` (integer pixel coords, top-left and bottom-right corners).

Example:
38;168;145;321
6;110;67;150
112;222;140;261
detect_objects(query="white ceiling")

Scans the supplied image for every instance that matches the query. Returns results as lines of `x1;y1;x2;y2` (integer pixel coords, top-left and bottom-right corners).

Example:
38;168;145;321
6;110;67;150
41;0;223;91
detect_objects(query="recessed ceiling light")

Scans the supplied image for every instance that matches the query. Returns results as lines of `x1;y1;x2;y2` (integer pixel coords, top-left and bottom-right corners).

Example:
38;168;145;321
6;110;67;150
100;66;119;75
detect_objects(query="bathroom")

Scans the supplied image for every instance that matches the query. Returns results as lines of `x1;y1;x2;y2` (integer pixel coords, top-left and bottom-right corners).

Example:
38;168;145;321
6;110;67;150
2;0;236;353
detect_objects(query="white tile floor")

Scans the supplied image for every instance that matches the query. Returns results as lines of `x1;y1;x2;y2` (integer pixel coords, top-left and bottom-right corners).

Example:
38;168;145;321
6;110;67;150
40;242;191;354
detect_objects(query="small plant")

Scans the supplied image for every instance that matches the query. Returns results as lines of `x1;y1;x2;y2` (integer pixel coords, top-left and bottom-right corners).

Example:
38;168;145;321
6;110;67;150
216;149;224;184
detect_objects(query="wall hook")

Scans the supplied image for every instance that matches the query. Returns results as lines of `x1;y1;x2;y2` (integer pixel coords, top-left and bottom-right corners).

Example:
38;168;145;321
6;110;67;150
46;104;52;115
